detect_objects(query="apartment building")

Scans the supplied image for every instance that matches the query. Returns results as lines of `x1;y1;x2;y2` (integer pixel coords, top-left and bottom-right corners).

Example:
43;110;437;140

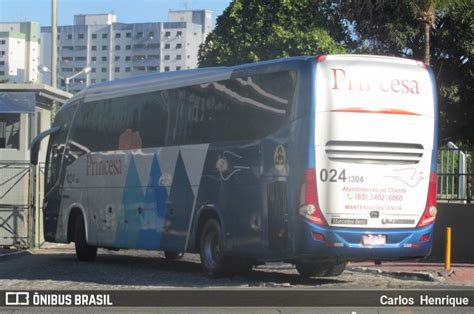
40;10;212;93
0;22;40;83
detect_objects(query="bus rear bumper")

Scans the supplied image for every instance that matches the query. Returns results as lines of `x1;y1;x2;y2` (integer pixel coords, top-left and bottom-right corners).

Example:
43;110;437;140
297;221;434;262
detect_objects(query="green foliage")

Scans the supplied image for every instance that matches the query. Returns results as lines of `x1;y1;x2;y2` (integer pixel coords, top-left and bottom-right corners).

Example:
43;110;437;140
198;0;348;67
341;0;473;144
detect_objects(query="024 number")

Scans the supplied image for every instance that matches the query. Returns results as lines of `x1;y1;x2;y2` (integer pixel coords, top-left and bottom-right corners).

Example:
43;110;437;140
320;169;346;182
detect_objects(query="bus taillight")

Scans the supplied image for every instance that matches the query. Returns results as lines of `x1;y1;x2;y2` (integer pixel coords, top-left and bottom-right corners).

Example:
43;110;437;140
417;172;438;227
299;168;327;226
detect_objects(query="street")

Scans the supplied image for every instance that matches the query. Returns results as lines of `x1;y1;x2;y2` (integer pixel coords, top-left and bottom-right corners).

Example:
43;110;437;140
0;246;468;290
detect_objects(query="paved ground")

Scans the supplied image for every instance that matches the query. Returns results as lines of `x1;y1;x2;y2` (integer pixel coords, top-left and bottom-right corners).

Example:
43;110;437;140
1;245;472;290
351;261;474;286
1;247;473;313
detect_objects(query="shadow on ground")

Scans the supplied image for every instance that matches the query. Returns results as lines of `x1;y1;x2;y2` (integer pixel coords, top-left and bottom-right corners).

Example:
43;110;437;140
0;250;347;288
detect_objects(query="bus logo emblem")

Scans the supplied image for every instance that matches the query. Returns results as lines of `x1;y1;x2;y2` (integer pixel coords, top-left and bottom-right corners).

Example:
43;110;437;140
274;145;286;171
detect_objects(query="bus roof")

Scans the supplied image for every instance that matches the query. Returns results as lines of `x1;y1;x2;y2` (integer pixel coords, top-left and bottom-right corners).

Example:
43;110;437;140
65;56;312;105
61;55;423;110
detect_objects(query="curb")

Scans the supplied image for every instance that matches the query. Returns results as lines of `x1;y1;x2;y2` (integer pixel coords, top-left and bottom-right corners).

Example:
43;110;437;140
348;266;442;282
0;250;28;258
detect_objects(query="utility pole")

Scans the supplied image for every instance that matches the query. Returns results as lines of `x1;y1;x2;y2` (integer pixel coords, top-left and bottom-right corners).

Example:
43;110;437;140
51;0;57;88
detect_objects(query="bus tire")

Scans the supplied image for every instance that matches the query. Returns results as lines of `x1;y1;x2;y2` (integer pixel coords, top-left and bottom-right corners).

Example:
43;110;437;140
325;262;347;277
74;214;97;262
164;251;184;260
199;219;229;278
295;261;330;278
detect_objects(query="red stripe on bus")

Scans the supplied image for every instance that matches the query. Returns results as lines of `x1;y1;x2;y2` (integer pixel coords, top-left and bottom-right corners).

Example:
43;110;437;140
331;107;421;115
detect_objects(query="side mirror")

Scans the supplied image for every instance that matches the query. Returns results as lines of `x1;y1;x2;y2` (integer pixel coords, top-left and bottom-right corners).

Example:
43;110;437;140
30;126;61;165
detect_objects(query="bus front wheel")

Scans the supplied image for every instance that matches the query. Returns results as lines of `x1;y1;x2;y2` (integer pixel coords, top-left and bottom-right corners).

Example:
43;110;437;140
199;219;229;278
74;214;97;262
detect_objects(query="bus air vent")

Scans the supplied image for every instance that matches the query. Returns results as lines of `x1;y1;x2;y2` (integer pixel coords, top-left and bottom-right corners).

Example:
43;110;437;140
325;141;424;165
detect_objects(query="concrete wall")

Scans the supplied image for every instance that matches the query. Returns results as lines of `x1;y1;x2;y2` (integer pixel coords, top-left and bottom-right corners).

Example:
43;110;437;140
428;203;474;263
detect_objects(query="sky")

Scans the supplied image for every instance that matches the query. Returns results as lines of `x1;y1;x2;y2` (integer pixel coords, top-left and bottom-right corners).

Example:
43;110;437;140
0;0;232;29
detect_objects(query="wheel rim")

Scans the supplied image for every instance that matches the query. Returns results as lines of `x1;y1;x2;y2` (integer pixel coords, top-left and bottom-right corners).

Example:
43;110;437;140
203;229;220;269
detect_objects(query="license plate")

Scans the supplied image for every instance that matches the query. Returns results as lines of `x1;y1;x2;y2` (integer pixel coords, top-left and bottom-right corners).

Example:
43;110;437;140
362;234;386;246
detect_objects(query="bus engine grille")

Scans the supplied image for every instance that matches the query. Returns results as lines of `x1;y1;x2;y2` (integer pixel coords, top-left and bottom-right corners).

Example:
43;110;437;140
325;141;424;165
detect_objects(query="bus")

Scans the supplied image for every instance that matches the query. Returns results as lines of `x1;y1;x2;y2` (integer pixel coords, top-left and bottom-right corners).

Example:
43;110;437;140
31;55;438;278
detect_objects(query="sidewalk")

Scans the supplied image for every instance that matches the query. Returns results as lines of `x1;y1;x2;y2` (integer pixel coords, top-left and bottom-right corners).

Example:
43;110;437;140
350;261;474;286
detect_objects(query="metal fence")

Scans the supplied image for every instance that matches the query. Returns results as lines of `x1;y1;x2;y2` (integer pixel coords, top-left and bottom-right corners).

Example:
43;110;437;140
0;161;32;247
437;144;473;203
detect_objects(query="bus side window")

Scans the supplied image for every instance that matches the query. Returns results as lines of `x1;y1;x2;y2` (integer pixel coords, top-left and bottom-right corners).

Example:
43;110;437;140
44;104;76;193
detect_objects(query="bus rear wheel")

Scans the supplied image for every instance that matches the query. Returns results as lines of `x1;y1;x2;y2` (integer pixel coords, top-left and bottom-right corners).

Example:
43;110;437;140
164;251;184;260
199;219;229;278
295;261;329;278
74;214;97;262
325;262;347;277
295;261;346;278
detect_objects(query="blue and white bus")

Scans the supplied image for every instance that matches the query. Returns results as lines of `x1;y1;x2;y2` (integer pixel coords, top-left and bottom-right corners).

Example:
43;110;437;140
31;55;438;277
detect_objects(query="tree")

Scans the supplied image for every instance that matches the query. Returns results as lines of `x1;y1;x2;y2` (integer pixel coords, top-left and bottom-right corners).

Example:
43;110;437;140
198;0;348;67
340;1;473;143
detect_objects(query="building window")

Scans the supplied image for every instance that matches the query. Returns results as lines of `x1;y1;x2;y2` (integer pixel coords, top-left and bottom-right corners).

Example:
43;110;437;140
136;31;143;38
0;71;4;75
0;40;5;45
133;66;146;72
147;43;160;49
133;44;146;49
164;55;170;60
176;66;181;70
102;33;108;39
164;44;170;49
91;79;96;84
91;56;97;62
101;56;107;62
133;55;146;61
0;51;4;56
0;114;20;150
75;56;86;61
126;32;131;38
124;56;131;62
0;61;4;65
177;31;182;37
115;56;120;61
147;55;160;60
91;68;96;73
91;45;97;51
115;45;120;50
115;67;120;73
176;43;182;49
148;31;155;38
125;67;130;72
101;68;107;73
92;33;97;39
176;55;182;60
67;34;72;39
61;67;73;72
78;33;84;39
102;79;107;82
115;33;121;38
61;56;72;62
126;45;131;50
164;66;170;72
102;45;107;51
164;31;170;37
147;66;158;71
